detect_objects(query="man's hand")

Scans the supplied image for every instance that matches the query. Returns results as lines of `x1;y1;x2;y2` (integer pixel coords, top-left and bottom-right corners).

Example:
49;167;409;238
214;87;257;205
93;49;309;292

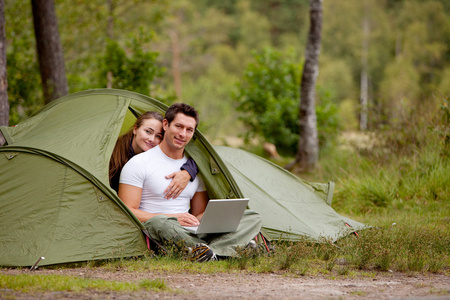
164;170;191;199
170;212;200;227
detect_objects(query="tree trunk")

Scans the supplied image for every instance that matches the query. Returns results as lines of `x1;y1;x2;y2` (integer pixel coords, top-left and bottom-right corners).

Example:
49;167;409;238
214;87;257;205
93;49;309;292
360;0;370;131
169;29;182;100
290;0;322;172
31;0;68;104
0;0;8;146
106;0;114;89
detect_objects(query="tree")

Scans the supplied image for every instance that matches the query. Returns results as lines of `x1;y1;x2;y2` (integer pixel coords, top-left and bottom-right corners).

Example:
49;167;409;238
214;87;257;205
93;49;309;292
0;0;8;145
233;47;339;156
289;0;322;172
359;0;370;131
31;0;68;103
153;0;236;100
234;48;301;154
98;33;162;96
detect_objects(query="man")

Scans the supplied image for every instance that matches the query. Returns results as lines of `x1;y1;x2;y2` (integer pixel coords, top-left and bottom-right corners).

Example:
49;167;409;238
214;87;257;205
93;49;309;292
118;103;262;262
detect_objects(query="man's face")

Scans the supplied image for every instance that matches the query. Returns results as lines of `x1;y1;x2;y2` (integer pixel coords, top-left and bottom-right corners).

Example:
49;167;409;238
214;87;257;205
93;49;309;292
163;113;196;150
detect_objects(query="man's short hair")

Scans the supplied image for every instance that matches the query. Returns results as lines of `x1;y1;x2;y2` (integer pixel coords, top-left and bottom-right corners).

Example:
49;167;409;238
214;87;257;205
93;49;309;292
165;103;199;128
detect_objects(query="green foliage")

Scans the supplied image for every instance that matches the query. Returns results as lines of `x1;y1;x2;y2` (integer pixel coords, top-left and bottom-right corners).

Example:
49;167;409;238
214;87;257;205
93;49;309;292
317;57;357;103
183;67;239;137
315;90;341;149
379;57;420;123
233;48;301;154
234;48;341;155
234;0;271;50
90;217;448;275
437;98;450;153
4;0;450;138
337;99;359;131
98;30;163;95
5;0;43;125
6;38;43;125
331;133;449;215
339;221;450;273
3;0;450;137
319;98;450;216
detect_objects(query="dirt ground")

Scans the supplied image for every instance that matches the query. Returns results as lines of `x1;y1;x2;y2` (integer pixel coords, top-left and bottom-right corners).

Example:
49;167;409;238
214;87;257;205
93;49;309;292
1;268;449;299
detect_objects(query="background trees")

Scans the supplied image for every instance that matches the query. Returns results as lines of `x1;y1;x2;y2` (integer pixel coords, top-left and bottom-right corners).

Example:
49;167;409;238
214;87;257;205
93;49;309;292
2;0;449;160
233;48;301;155
31;0;68;103
292;0;322;171
0;0;8;145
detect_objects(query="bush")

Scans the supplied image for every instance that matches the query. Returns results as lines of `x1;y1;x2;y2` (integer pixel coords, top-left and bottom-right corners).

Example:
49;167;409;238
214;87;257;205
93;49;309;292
233;47;340;155
98;29;163;96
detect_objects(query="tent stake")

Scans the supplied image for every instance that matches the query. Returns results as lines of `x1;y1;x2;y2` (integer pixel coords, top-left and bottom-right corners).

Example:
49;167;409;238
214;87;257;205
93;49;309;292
30;257;45;271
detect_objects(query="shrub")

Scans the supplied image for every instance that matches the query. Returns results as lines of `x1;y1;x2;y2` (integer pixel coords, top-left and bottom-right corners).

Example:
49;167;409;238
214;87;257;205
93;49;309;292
233;47;340;155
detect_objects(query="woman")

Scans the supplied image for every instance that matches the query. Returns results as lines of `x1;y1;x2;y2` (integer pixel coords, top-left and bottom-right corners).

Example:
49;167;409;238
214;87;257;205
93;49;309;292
109;111;198;198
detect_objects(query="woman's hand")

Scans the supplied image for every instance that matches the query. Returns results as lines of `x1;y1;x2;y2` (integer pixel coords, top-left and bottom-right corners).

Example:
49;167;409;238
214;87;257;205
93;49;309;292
164;170;191;199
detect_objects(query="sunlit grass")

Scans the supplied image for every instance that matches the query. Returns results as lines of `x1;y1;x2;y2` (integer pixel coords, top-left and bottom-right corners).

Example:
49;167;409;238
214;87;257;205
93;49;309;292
88;219;448;276
0;273;168;293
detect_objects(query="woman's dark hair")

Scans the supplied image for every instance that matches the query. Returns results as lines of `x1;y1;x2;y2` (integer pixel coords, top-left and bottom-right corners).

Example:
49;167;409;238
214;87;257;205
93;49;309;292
109;111;163;184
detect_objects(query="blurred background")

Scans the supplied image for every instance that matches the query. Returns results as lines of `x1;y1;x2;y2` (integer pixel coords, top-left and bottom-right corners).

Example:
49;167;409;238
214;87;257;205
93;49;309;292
4;0;450;160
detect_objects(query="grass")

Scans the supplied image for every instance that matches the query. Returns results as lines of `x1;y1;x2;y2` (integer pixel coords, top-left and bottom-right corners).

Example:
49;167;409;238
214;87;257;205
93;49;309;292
18;215;445;277
0;273;168;293
1;99;449;295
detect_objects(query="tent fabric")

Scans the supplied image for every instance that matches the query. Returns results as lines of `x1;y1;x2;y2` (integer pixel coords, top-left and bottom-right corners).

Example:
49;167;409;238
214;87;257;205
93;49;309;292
0;88;366;267
214;146;367;242
0;152;147;266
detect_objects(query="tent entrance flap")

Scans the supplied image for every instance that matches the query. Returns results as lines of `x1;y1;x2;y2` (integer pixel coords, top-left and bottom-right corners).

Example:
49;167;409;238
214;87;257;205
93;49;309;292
0;126;12;145
119;108;139;136
128;106;140;118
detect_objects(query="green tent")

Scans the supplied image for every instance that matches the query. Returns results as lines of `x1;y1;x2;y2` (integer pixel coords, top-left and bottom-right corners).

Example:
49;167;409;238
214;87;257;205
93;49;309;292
0;89;366;267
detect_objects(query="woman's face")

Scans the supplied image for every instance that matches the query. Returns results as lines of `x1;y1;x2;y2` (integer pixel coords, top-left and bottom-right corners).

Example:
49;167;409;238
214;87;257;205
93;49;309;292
132;118;163;154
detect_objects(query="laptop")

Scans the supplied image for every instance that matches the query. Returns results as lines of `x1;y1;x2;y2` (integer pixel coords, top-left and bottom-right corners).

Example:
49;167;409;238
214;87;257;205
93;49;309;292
183;198;249;234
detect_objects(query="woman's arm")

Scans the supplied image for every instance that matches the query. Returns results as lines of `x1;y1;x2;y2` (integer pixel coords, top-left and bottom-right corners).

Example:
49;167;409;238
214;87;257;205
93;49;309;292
164;157;199;199
181;157;198;181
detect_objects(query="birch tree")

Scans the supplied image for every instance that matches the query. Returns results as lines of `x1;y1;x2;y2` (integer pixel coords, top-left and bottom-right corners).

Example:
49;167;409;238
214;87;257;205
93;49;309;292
290;0;322;171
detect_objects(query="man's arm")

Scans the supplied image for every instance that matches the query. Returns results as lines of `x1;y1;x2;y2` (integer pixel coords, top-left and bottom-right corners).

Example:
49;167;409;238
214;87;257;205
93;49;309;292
118;183;201;226
118;183;157;222
190;191;209;221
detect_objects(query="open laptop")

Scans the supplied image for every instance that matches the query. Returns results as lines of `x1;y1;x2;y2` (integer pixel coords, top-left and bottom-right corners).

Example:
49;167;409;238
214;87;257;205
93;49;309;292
183;198;249;234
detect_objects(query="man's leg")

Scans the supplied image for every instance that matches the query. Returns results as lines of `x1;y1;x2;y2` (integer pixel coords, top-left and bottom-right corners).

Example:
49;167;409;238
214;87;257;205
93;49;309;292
143;215;205;248
205;209;262;257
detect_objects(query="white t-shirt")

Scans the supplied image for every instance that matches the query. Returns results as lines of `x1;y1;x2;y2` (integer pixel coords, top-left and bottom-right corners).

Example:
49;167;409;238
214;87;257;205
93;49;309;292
119;145;205;214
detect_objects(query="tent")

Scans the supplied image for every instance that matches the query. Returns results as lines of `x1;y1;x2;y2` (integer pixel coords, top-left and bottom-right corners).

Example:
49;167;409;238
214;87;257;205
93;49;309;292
0;89;366;267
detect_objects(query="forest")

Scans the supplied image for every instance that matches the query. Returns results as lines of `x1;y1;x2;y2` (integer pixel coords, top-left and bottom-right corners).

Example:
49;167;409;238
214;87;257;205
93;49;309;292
3;0;449;155
0;1;449;295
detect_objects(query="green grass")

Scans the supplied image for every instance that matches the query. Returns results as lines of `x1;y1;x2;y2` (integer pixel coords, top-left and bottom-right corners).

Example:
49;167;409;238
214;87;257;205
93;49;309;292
0;273;168;293
67;218;447;276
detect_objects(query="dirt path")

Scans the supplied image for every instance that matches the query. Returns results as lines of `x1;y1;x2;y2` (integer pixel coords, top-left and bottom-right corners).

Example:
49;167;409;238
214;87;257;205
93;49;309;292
1;268;449;299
